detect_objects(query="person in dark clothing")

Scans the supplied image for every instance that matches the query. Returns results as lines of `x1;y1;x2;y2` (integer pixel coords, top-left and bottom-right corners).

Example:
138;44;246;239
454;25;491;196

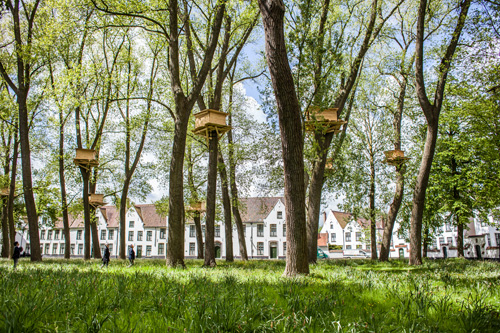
12;241;22;269
101;244;110;268
128;245;135;267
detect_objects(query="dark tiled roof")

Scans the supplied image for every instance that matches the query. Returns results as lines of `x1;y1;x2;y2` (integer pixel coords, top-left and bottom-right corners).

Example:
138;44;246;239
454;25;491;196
238;197;284;223
100;206;119;228
134;204;166;228
331;211;352;229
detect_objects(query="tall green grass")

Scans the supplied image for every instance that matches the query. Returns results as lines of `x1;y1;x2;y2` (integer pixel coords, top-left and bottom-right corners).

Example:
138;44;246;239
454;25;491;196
0;258;499;332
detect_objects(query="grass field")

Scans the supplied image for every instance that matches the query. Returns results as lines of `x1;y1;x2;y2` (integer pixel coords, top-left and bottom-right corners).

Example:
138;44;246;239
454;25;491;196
0;258;499;332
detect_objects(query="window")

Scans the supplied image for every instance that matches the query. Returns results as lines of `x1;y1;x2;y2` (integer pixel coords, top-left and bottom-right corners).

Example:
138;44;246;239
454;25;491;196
146;245;152;256
487;234;492;247
26;244;30;254
61;232;65;240
147;231;152;241
160;228;166;239
47;230;53;240
331;233;336;242
447;237;453;245
52;244;58;254
137;245;142;257
283;224;286;237
432;239;437;248
346;245;352;249
439;237;445;245
283;242;286;254
215;226;220;238
366;244;371;250
446;223;452;232
356;245;362;249
108;230;114;240
257;224;264;237
330;223;333;229
480;218;487;227
277;211;283;219
108;244;113;254
44;244;49;254
270;224;277;237
345;232;351;242
55;230;60;240
137;231;143;241
100;230;106;240
496;233;500;247
257;242;264;255
189;243;195;256
356;232;361;242
77;230;82;240
78;244;83;255
158;243;165;255
129;221;135;228
128;231;134;241
70;244;75;255
202;225;206;237
189;225;195;237
60;244;65;254
41;230;46;240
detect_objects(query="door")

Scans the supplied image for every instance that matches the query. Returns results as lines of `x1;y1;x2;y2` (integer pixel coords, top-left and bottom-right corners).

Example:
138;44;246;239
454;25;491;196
475;245;482;259
270;245;277;259
215;246;221;259
398;248;404;258
137;246;142;258
442;246;447;259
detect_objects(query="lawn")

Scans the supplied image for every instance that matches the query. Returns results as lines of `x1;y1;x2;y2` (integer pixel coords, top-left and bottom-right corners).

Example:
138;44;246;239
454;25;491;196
0;258;499;332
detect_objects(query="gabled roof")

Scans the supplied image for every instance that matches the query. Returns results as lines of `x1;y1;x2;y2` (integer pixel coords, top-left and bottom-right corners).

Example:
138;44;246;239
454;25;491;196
134;204;166;228
69;212;84;229
238;197;284;223
331;211;352;229
100;205;119;228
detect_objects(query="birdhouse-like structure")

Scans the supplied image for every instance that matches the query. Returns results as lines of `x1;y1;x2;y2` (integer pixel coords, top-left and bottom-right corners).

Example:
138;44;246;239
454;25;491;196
187;201;206;213
74;148;99;169
88;193;105;207
0;188;9;196
383;149;409;166
325;158;334;171
305;107;347;133
192;109;231;139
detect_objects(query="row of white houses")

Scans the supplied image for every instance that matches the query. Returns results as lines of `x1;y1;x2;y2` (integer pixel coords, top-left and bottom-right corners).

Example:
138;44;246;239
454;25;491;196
10;197;500;260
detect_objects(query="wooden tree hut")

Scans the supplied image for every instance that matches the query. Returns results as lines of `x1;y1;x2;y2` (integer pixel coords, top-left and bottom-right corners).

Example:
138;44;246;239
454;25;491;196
88;194;105;208
383;149;410;166
73;148;99;169
305;107;347;134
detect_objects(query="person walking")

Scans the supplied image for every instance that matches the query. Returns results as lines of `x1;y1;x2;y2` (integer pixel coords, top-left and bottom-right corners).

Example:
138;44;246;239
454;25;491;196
12;241;22;269
101;244;110;268
128;244;135;267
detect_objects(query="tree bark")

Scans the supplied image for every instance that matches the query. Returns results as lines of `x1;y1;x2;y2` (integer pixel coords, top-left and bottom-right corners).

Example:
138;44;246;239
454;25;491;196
258;0;309;276
218;151;233;262
193;212;204;259
410;0;470;265
8;133;19;256
369;153;378;260
204;132;218;267
80;167;92;260
1;197;9;258
59;107;71;259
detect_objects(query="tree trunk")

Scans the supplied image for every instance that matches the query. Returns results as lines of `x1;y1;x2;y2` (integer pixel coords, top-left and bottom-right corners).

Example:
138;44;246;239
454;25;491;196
218;151;233;262
369;154;378;260
193;212;204;259
18;93;41;261
119;182;130;259
423;226;429;258
59;113;71;259
409;121;439;265
8;134;19;255
457;218;464;257
379;168;404;261
227;112;248;261
258;0;309;276
80;167;92;260
167;113;190;267
306;132;334;263
1;197;9;258
204;132;218;267
91;206;101;259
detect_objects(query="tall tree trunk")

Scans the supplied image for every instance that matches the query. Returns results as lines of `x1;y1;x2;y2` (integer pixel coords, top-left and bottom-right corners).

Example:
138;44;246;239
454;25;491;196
194;212;204;259
8;134;19;255
80;167;92;260
18;94;41;261
227;107;248;261
91;206;101;259
1;197;9;258
457;222;464;257
204;132;218;267
422;226;429;258
119;184;128;259
410;0;470;265
306;132;333;263
218;151;233;262
369;154;378;260
258;0;309;276
59;111;71;259
380;78;407;262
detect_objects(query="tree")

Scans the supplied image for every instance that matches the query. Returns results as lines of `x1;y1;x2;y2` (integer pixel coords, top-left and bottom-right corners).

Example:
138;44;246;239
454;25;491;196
410;0;471;265
258;0;309;276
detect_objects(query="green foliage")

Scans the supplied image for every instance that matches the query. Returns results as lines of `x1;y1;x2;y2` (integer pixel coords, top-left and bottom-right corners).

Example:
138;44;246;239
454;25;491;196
1;259;499;332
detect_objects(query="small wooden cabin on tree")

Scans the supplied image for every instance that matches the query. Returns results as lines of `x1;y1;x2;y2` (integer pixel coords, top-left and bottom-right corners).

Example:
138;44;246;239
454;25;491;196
192;109;231;139
73;148;99;169
304;107;347;134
